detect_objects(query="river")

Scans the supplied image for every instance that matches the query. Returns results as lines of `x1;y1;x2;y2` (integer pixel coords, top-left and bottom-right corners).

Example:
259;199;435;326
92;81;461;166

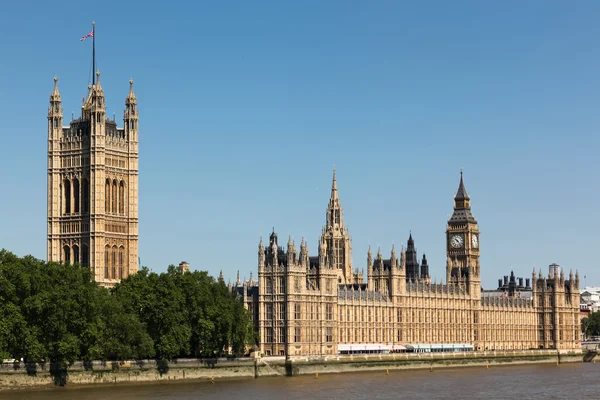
1;363;598;399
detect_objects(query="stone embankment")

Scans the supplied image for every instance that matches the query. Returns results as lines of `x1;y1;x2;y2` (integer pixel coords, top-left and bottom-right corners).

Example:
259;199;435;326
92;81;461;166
0;349;583;390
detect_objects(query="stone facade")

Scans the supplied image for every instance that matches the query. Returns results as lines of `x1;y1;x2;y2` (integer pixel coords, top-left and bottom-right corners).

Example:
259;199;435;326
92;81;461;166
235;171;580;356
47;73;139;287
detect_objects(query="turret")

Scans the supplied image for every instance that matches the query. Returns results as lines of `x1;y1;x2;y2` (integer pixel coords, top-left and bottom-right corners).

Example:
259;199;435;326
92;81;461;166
420;254;429;280
124;79;138;147
258;237;265;271
367;246;373;288
287;236;296;267
48;76;63;139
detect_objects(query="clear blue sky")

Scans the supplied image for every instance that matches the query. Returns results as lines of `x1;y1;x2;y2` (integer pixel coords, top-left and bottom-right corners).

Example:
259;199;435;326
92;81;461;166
0;1;599;288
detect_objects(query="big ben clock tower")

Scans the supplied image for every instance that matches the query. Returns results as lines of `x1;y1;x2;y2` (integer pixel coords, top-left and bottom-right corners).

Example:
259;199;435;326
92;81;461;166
446;170;480;292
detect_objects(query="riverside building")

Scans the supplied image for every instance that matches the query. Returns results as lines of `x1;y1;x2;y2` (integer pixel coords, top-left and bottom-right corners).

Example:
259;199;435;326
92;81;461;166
46;73;139;287
234;171;581;356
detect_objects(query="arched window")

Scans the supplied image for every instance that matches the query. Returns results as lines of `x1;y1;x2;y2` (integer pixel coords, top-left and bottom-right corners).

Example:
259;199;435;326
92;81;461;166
105;246;110;279
119;246;124;279
64;179;71;214
82;178;90;214
111;246;117;279
119;181;125;214
73;244;80;264
73;178;80;213
105;178;111;213
82;244;89;267
64;245;70;265
112;180;118;216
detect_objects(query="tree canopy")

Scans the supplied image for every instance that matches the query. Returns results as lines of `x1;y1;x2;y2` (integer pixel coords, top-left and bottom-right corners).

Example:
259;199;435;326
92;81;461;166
0;250;254;368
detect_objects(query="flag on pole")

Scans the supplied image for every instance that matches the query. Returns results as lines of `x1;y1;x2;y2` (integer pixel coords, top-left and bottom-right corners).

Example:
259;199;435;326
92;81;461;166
80;30;94;41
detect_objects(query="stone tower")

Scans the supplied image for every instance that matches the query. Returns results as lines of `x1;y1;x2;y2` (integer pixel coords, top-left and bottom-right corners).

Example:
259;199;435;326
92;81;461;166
446;171;480;294
320;168;353;283
47;73;139;287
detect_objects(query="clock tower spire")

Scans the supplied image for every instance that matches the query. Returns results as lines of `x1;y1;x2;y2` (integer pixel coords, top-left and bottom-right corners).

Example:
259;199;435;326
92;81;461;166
446;170;480;293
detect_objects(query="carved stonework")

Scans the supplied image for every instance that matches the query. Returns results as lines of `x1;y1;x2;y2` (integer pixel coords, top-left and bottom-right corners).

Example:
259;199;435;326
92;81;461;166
47;75;139;288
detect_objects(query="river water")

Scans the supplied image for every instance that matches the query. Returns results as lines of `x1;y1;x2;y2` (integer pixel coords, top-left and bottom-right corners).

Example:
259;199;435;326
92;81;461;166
2;363;598;399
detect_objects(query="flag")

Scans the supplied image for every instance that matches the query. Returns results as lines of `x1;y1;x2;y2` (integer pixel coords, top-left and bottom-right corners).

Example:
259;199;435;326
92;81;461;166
80;30;94;41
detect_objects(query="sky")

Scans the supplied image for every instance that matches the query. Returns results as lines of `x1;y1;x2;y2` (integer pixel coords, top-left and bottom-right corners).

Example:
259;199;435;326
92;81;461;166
0;0;599;288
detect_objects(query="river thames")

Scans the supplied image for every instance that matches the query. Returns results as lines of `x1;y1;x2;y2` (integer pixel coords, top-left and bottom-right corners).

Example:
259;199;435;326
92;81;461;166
1;363;598;399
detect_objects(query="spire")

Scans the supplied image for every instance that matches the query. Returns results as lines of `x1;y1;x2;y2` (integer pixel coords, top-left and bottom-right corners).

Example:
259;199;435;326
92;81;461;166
126;78;137;105
455;169;470;201
95;70;102;89
236;270;241;286
331;166;338;200
218;269;224;283
50;76;61;102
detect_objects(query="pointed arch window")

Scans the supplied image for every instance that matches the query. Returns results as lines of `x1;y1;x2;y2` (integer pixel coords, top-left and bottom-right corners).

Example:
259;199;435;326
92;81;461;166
73;244;80;264
111;246;117;279
119;181;125;214
119;246;124;279
82;178;90;214
73;178;80;213
105;179;111;213
112;180;118;216
64;245;71;265
64;179;71;215
105;246;110;279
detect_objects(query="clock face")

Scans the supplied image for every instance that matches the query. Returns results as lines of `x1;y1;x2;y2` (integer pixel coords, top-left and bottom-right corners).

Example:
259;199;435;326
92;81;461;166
472;235;479;248
450;235;464;248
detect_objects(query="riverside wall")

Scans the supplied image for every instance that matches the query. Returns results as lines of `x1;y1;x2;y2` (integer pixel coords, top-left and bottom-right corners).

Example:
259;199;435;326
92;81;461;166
0;349;584;390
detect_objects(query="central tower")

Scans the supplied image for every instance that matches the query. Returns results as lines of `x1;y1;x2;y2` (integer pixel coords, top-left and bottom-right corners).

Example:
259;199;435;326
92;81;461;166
47;73;139;287
320;169;353;283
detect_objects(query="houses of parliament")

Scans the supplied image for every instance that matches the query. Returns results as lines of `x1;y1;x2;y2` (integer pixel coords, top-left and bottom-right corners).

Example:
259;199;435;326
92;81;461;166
47;73;138;287
235;171;581;356
46;73;580;356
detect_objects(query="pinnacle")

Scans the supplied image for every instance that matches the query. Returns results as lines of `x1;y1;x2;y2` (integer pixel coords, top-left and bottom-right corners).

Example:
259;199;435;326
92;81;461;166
330;167;338;200
455;169;470;201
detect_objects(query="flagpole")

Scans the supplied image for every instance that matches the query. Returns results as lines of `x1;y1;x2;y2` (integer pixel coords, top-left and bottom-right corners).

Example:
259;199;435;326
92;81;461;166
92;21;96;85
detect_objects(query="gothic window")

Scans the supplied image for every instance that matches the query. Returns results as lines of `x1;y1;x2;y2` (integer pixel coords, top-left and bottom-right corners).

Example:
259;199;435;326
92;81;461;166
73;245;79;264
82;245;89;267
73;178;80;213
326;304;333;320
294;327;301;343
105;179;111;213
266;328;273;343
105;246;110;279
111;246;117;279
119;181;125;214
326;327;333;343
82;179;89;214
326;280;331;294
112;180;118;215
119;246;124;279
64;179;71;214
334;239;344;270
279;277;286;294
278;303;286;320
279;327;285;344
266;304;273;320
63;245;70;265
295;304;301;320
266;277;272;293
54;118;58;128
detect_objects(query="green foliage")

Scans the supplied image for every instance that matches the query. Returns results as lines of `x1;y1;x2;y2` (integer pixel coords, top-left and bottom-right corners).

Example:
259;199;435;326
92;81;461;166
0;250;254;369
582;312;600;338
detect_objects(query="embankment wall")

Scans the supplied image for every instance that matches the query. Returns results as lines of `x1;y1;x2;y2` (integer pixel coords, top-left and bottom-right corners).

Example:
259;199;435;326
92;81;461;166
0;349;583;390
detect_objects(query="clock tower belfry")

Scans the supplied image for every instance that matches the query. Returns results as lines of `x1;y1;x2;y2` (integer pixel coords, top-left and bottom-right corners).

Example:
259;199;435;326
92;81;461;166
446;171;480;294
